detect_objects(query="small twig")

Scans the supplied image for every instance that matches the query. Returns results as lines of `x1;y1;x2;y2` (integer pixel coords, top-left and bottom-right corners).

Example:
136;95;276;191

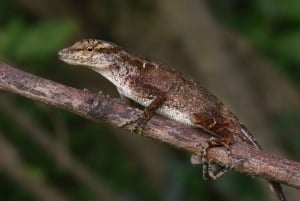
0;61;300;189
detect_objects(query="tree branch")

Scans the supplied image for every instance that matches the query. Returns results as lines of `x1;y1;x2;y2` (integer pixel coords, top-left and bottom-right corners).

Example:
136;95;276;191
0;61;300;189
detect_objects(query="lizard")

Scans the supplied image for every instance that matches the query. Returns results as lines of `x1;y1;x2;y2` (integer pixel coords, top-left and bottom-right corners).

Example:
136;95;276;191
58;39;286;201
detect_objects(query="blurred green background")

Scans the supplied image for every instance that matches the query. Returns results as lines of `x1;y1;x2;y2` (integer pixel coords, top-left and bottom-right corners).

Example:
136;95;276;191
0;0;299;201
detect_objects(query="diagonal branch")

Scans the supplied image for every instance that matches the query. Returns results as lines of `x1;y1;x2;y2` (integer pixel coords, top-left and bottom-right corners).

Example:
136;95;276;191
0;61;300;190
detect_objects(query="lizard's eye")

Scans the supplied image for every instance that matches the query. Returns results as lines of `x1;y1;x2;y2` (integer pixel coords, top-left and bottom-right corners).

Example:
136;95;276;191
87;46;93;51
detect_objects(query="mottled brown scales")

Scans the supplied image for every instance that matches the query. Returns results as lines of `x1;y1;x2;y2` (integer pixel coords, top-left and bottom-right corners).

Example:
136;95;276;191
58;39;286;201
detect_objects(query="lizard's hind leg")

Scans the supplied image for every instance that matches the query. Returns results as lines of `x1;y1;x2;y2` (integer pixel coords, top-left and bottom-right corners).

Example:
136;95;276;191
190;113;234;180
191;142;210;180
191;139;231;180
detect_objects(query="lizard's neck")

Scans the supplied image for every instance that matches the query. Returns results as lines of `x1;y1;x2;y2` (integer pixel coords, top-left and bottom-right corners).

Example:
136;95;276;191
90;59;137;90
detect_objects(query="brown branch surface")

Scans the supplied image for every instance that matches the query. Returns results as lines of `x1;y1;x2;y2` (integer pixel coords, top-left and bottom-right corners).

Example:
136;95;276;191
0;61;300;189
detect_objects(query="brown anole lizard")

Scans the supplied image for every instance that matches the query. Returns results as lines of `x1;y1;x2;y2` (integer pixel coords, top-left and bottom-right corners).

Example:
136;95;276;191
58;39;286;201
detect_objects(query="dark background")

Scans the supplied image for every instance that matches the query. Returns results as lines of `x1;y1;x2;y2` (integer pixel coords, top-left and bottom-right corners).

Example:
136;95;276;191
0;0;300;201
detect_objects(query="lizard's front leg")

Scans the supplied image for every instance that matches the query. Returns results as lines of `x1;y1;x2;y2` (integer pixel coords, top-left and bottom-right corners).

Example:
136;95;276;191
118;83;173;133
133;85;170;134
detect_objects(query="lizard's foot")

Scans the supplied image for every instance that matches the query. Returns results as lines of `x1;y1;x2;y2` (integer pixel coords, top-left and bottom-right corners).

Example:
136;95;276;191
208;159;230;180
132;116;149;135
118;113;147;135
191;137;233;180
190;141;210;180
206;136;233;179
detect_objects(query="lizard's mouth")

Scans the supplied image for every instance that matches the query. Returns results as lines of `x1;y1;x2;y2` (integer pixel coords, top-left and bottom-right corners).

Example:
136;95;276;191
57;49;65;60
58;54;76;66
57;48;68;60
58;48;92;67
58;49;93;68
58;49;78;65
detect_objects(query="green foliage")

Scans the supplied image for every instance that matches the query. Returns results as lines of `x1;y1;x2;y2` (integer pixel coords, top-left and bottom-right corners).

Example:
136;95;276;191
273;113;300;154
212;0;300;84
0;1;77;66
274;31;300;63
0;19;76;65
0;0;15;24
257;0;300;20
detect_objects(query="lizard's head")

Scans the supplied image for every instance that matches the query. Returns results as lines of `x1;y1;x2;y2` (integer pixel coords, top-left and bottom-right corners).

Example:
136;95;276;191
58;39;120;70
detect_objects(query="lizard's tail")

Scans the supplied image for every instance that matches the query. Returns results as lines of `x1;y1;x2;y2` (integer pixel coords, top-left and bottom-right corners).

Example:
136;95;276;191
240;125;287;201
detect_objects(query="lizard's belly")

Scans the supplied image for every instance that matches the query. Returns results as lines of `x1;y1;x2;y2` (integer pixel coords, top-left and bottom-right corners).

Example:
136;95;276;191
133;96;193;126
118;88;194;126
157;106;194;126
